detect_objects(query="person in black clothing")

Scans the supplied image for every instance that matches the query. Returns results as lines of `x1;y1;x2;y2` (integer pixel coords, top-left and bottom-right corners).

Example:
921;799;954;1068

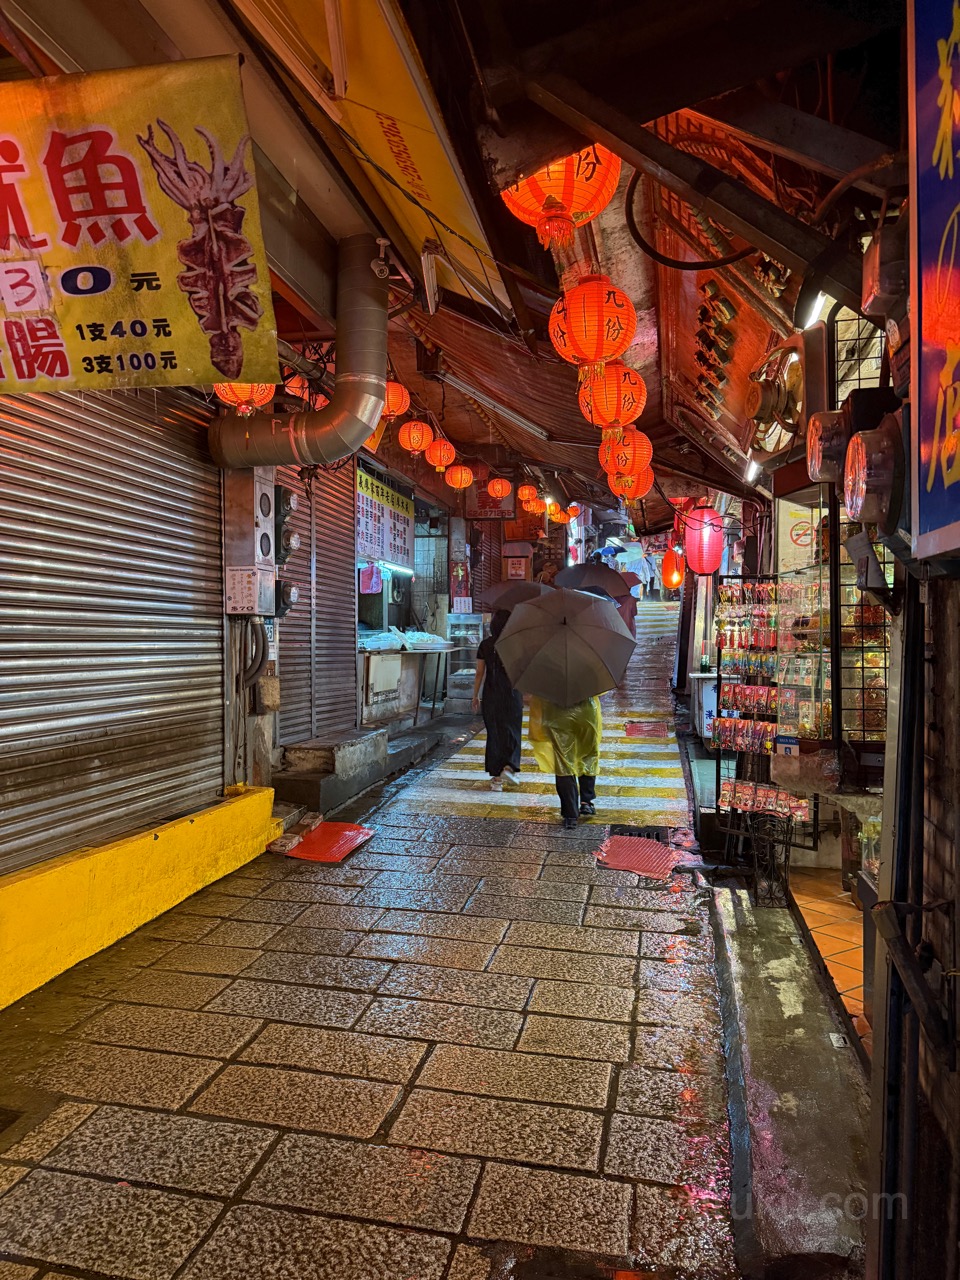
472;609;523;791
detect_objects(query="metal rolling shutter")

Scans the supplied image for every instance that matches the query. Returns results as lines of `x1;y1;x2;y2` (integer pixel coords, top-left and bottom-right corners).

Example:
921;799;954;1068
313;460;358;738
1;388;224;875
276;459;357;743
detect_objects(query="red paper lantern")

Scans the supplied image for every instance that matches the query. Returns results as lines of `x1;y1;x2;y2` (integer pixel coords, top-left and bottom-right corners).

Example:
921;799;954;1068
425;439;456;473
397;419;434;455
598;427;653;477
551;509;571;524
527;497;547;515
609;467;654;501
578;360;648;428
213;382;275;416
548;275;637;382
500;144;621;249
487;477;512;500
661;548;685;590
445;464;474;491
383;381;411;419
517;483;538;503
567;504;582;519
521;500;538;514
684;504;725;575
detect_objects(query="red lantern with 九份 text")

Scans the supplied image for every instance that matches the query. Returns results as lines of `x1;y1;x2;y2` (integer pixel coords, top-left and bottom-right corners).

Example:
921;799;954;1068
551;509;571;524
609;467;654;501
684;504;725;575
445;464;474;491
487;477;512;500
578;360;647;428
425;439;456;473
397;419;434;455
598;427;653;477
661;548;685;591
548;274;637;382
500;144;621;250
567;504;582;519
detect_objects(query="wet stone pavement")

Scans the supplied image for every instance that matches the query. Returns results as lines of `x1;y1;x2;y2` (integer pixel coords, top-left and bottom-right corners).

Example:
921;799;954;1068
0;604;741;1280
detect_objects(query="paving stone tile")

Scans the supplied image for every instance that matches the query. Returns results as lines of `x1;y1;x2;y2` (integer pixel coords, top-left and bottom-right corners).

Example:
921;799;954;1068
604;1112;729;1191
636;958;717;995
293;904;386;931
137;914;216;943
0;1260;36;1279
1;992;104;1034
616;1064;727;1124
106;970;232;1010
468;1162;630;1256
632;1182;737;1276
366;872;478;892
353;887;476;913
436;858;542;881
77;1003;261;1058
360;838;450;857
248;1133;479;1231
447;844;545;864
389;1089;601;1169
490;945;637;987
179;1203;450;1280
262;926;363;955
0;1165;29;1196
539;866;639;886
240;1023;426;1082
254;880;363;903
518;1014;631;1062
239;951;391;990
584;906;696;934
542;849;602;866
589;886;698;911
178;892;255;917
29;1043;218;1109
46;1105;273;1195
377;963;532;1010
0;1169;219;1279
197;920;282;948
357;998;521;1049
349;853;442;872
190;1065;399;1136
528;979;635;1022
641;932;716;964
365;823;430;838
504;920;639;956
479;877;589;902
279;864;380;886
374;909;509;943
205;979;370;1028
153;943;261;976
447;1244;493;1280
108;937;181;967
217;874;269;897
418;1044;610;1108
225;897;310;924
226;856;290;879
634;986;721;1029
633;1022;725;1074
465;895;583;925
351;933;494;970
1;1104;96;1163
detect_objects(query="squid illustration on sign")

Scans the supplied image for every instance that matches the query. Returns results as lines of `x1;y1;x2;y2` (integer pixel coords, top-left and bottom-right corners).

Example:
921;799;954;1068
137;120;263;378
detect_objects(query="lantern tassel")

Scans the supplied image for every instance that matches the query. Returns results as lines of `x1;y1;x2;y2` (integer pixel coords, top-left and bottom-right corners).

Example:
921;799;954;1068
579;360;607;384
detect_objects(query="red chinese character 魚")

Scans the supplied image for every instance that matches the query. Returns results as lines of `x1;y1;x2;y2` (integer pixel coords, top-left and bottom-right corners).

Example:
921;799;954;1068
0;139;49;251
5;317;69;380
42;129;159;248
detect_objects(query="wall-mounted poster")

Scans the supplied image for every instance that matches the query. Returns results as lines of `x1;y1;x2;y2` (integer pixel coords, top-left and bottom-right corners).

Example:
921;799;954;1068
909;1;960;556
0;57;276;392
356;469;414;568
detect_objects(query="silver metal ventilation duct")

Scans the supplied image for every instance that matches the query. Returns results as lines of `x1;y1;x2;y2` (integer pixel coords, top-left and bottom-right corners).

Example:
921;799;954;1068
209;233;387;469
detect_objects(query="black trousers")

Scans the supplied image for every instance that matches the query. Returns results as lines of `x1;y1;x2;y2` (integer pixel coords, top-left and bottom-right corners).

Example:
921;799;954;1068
555;774;596;822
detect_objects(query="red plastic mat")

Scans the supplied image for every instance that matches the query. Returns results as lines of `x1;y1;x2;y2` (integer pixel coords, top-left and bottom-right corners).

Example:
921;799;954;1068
285;822;374;862
624;720;670;738
596;834;681;879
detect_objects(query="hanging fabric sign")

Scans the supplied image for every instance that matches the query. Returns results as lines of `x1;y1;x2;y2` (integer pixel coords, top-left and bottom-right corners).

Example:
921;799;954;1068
0;56;277;393
356;469;414;568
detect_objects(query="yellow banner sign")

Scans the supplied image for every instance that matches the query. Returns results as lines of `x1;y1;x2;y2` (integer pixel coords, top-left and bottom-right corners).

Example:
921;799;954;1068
0;56;277;393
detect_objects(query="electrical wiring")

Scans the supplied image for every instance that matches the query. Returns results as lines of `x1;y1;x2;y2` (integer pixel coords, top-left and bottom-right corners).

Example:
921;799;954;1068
625;172;757;270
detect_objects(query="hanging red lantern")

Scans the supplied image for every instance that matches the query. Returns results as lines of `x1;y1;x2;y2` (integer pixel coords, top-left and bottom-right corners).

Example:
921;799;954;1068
598;427;653;477
578;360;648;428
527;497;547;515
445;464;474;491
549;275;636;382
425;439;456;473
567;503;582;519
551;509;571;524
382;381;411;419
661;548;685;591
684;503;725;575
517;483;538;503
610;467;654;501
397;419;434;455
213;383;275;416
500;144;621;250
521;500;538;514
487;477;512;500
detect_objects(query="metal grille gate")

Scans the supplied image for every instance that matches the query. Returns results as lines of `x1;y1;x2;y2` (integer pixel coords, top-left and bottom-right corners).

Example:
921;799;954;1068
0;389;225;875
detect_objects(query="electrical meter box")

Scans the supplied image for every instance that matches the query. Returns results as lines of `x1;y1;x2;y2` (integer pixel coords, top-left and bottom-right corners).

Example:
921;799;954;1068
223;466;277;615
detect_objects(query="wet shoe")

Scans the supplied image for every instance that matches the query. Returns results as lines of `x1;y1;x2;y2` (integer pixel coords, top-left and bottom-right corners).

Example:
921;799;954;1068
579;802;596;816
489;777;503;791
562;817;578;830
501;770;520;787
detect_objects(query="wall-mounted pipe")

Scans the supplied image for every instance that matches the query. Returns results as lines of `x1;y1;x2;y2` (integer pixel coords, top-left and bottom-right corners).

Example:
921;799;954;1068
209;233;387;469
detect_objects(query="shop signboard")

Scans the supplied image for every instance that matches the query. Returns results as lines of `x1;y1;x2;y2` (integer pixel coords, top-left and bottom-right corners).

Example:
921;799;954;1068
0;57;276;393
776;500;824;574
356;469;414;569
909;1;960;556
465;483;516;519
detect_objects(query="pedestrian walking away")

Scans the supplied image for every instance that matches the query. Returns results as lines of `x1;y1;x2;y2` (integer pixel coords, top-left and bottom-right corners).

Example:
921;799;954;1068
472;608;522;790
528;693;602;827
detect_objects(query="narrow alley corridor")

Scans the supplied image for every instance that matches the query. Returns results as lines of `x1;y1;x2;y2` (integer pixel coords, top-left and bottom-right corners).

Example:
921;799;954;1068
0;603;737;1280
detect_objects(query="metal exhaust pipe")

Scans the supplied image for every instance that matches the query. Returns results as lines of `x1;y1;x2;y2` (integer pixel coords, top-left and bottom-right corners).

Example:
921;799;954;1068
209;233;388;468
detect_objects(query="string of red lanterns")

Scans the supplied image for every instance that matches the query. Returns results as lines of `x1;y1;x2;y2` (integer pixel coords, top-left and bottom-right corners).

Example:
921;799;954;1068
548;273;637;383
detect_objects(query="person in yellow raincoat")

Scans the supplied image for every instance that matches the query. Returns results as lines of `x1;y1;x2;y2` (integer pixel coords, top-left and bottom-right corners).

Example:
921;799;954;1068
528;694;603;829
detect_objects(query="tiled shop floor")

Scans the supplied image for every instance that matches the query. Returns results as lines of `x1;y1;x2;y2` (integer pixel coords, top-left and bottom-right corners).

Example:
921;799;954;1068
793;867;871;1057
0;605;738;1279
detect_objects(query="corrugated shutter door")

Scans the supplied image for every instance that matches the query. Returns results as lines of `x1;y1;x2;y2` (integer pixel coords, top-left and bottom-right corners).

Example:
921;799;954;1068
1;389;224;875
314;461;357;738
276;465;313;745
477;521;502;599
